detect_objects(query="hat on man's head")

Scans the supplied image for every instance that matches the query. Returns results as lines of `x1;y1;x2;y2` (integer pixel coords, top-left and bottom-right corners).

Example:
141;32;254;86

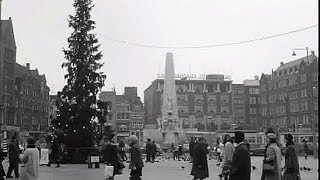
127;135;138;145
234;131;245;143
265;127;275;135
285;133;293;141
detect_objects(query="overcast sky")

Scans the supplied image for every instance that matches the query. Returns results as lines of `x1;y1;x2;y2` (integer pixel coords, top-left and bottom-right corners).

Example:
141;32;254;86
2;0;318;99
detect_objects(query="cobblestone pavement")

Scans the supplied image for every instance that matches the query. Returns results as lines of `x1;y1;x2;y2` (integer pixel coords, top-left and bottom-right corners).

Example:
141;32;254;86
1;156;318;180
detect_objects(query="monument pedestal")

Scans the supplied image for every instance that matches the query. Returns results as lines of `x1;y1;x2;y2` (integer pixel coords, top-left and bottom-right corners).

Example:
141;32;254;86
162;131;179;144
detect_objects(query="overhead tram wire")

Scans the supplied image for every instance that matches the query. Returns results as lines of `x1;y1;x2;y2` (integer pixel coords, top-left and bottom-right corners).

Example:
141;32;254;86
98;24;318;49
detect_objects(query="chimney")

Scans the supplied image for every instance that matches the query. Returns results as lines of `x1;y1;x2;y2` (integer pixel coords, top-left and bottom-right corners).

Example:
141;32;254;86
280;62;284;66
26;63;30;70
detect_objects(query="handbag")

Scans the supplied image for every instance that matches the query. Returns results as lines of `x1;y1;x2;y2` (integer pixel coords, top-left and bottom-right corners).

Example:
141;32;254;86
104;165;114;178
263;147;277;174
263;163;275;174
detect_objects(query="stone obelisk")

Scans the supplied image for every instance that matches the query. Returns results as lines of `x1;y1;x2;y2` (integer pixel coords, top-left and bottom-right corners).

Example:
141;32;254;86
161;52;180;144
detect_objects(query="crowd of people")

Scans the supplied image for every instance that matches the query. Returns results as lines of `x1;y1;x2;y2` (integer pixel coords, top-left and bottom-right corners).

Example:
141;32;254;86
187;128;302;180
0;126;304;180
0;136;40;180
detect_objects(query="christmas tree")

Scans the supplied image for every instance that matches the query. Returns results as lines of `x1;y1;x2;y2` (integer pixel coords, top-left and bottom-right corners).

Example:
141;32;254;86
52;0;106;148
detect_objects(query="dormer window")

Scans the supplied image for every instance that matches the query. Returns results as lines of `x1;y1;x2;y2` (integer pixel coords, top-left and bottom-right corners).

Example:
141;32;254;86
294;66;299;72
284;69;288;75
279;71;282;76
289;67;293;73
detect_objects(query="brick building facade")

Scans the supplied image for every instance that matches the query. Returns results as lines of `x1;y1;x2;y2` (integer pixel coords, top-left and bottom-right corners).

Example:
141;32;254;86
144;74;233;132
99;87;144;142
259;53;318;132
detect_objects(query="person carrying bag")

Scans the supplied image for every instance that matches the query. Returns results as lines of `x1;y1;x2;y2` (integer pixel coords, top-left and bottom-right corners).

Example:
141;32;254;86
262;130;282;180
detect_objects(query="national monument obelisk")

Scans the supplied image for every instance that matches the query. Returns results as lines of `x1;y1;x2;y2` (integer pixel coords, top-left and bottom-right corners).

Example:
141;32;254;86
161;52;181;144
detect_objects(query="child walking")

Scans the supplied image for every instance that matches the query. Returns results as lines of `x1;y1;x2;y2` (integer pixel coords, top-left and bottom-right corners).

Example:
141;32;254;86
127;135;144;180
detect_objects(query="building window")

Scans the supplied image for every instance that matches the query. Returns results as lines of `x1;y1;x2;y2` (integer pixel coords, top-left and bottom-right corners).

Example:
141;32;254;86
290;91;298;100
314;101;318;110
301;89;307;98
249;97;257;104
269;95;274;103
249;88;259;94
302;115;309;125
276;105;285;114
220;95;229;104
301;100;308;111
289;77;297;86
262;108;268;116
249;108;257;114
234;108;244;115
300;74;307;83
290;102;299;112
313;72;318;81
278;93;286;101
221;106;229;114
261;96;267;104
313;87;318;97
269;107;275;115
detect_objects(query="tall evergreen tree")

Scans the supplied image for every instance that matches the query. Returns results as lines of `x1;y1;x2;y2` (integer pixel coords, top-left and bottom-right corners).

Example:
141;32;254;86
52;0;106;147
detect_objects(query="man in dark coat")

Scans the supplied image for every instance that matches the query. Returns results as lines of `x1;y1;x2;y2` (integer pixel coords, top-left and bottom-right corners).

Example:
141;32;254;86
48;138;61;167
145;139;152;163
190;137;209;180
102;130;124;179
189;137;195;162
6;136;20;178
128;135;144;180
150;141;157;163
229;131;251;180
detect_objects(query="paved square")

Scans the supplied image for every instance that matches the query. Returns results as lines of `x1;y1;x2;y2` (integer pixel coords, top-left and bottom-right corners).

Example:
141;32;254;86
1;156;318;180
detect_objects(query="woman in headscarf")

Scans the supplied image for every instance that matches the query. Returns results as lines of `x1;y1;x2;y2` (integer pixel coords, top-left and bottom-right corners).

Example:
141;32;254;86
282;133;301;180
221;134;234;180
262;128;282;180
19;138;39;180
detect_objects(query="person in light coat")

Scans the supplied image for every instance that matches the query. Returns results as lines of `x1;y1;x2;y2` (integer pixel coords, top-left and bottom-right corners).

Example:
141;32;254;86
263;132;282;180
19;138;39;180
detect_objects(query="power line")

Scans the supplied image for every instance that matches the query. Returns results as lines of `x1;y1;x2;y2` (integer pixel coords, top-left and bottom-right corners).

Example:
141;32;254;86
98;24;318;49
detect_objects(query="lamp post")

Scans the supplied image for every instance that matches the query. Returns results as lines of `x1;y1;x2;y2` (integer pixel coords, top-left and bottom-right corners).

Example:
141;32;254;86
292;47;317;158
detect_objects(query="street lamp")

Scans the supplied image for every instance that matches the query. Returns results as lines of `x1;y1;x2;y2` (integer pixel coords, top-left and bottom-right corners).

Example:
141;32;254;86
292;47;317;158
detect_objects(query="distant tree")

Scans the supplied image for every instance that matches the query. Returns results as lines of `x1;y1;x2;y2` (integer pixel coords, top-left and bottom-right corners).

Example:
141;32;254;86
51;0;106;147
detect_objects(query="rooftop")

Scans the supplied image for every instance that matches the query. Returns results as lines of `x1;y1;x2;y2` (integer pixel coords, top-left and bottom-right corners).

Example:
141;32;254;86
275;53;317;72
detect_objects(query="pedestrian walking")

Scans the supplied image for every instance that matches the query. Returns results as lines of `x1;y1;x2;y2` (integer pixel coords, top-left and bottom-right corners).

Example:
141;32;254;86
218;137;224;162
177;144;183;161
145;139;152;163
6;136;20;179
19;137;39;180
127;135;143;180
282;133;301;180
190;137;209;180
150;141;157;163
220;134;234;180
189;137;195;162
261;128;282;180
303;139;309;160
229;131;251;180
118;140;127;161
0;143;6;180
102;126;124;180
47;138;61;167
